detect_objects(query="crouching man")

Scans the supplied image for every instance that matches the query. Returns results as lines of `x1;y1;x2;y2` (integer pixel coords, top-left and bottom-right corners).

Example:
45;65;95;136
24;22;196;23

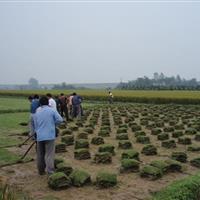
33;96;63;175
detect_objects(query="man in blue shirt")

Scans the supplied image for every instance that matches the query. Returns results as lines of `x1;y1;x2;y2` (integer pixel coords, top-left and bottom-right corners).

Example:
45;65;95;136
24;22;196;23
72;92;83;118
33;96;63;175
29;94;40;137
31;94;40;114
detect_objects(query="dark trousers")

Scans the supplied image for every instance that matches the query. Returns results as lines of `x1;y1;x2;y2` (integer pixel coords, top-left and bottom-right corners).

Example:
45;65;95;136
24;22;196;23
72;105;80;118
37;140;55;174
80;105;84;116
69;105;72;117
60;105;69;120
109;97;113;104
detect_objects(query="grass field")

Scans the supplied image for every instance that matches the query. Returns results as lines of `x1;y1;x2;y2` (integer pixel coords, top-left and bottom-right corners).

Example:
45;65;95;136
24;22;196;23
0;97;30;166
0;97;29;111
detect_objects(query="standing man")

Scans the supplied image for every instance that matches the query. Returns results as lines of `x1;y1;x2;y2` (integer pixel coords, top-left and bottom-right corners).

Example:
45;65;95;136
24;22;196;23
29;94;40;136
59;93;69;121
67;93;74;117
31;94;40;114
33;96;63;175
72;92;83;118
108;91;114;104
46;93;57;111
54;95;61;114
28;95;33;103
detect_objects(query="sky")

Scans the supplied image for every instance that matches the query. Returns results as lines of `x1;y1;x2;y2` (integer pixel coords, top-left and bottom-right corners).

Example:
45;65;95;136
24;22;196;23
0;0;200;84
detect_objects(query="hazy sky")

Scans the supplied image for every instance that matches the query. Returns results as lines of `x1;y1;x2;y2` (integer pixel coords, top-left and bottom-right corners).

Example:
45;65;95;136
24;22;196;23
0;0;200;84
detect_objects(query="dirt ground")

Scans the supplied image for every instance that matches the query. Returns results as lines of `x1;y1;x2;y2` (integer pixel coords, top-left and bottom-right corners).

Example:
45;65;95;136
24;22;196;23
1;105;200;200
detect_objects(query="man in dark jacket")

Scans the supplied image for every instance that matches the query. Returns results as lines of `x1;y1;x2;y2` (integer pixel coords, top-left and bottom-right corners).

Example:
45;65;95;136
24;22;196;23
59;93;69;121
72;93;83;118
29;94;40;136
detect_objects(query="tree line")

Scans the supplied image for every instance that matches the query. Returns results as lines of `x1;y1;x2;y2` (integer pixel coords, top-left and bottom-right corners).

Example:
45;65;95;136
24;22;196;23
116;73;200;90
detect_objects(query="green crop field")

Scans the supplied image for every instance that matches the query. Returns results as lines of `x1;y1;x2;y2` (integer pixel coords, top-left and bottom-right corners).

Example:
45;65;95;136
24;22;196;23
0;89;200;104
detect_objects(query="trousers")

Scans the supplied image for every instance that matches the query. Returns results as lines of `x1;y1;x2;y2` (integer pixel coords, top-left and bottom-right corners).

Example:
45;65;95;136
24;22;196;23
36;140;55;174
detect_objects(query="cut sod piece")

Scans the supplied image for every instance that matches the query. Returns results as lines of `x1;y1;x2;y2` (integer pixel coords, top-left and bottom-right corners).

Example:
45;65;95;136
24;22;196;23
172;131;183;138
118;140;132;149
84;127;94;134
116;133;129;140
98;130;110;137
70;169;91;187
131;125;142;132
96;172;117;188
157;133;169;141
61;129;73;136
150;160;170;174
91;136;104;145
98;144;115;155
74;149;91;160
194;134;200;141
164;126;174;132
55;143;67;153
151;128;162;135
55;162;73;176
69;125;79;131
185;128;197;135
54;157;64;168
187;145;200;152
121;149;139;160
117;128;128;134
165;159;183;172
61;135;74;146
75;139;89;149
48;172;71;190
190;157;200;168
76;132;88;140
140;165;162;180
171;152;187;163
120;159;140;173
135;131;146;137
94;152;112;164
136;136;150;144
178;137;192;145
141;144;157;156
161;140;176;149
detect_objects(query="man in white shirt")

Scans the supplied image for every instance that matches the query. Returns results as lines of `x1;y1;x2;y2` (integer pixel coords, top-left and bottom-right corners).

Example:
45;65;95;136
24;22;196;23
46;93;57;111
108;91;114;104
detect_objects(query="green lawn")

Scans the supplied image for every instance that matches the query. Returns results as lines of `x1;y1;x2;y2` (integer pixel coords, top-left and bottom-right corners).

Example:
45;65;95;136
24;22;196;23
0;112;29;131
0;148;21;166
0;112;29;166
0;97;29;111
152;172;200;200
0;112;29;147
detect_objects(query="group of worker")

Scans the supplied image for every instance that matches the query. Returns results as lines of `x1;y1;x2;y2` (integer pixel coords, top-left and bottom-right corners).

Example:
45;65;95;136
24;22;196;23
27;91;113;176
27;92;83;176
54;92;83;119
28;92;83;120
